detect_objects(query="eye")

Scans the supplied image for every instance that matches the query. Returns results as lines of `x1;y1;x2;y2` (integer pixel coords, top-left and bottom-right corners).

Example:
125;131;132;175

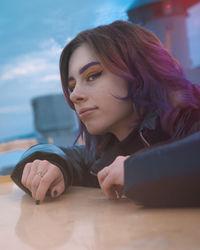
68;80;76;93
86;71;103;81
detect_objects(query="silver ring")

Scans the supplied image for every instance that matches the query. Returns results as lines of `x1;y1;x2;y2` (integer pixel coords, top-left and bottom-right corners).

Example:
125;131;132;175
36;171;45;178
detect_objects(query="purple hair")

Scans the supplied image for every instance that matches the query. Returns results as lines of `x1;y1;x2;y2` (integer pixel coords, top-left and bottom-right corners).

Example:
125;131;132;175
60;20;200;154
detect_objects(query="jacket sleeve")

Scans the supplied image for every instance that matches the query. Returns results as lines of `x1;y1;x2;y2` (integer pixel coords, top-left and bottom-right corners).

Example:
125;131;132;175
124;131;200;207
11;143;99;196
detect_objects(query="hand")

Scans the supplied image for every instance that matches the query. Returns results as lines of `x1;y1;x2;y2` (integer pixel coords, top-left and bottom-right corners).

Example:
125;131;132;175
21;160;65;203
97;155;129;199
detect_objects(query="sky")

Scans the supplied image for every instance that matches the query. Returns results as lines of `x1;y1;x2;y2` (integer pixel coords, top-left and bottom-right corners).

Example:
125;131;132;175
0;0;200;142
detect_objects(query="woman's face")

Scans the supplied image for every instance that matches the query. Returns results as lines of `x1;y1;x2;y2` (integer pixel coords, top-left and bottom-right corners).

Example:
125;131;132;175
68;43;137;141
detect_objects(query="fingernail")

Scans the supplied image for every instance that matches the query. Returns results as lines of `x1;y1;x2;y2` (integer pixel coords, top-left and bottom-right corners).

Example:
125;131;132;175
53;190;58;197
35;200;40;205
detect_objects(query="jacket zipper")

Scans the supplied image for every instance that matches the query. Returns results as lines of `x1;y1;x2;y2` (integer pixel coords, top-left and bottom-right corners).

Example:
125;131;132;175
139;130;150;147
90;170;97;176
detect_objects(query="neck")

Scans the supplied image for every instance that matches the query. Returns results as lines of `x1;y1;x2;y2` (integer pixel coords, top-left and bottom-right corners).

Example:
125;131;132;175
116;127;135;141
112;112;140;141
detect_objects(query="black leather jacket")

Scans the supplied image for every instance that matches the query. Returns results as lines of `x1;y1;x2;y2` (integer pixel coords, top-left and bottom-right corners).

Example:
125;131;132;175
11;109;200;207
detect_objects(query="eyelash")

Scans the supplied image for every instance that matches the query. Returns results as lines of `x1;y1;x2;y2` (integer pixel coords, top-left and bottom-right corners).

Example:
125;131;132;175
86;71;103;81
68;71;103;93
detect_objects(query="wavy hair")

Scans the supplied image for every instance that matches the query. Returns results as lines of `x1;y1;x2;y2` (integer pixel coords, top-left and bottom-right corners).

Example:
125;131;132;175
60;20;200;154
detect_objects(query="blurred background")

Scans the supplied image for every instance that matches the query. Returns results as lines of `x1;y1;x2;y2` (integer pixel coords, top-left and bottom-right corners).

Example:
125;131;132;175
0;0;200;174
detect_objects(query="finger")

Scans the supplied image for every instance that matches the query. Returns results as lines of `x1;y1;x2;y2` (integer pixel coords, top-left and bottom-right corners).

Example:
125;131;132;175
25;160;39;192
50;181;65;198
31;175;42;200
100;175;117;199
118;189;123;199
35;166;62;202
31;160;49;199
21;163;32;187
115;186;123;199
35;176;52;202
97;167;109;185
37;160;50;175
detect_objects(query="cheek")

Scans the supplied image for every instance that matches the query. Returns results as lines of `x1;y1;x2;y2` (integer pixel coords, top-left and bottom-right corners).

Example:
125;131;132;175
106;95;133;114
109;76;129;96
116;101;133;117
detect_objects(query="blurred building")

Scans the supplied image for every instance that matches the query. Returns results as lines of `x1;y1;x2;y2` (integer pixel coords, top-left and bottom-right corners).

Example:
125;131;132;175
0;94;78;175
127;0;200;84
32;94;78;147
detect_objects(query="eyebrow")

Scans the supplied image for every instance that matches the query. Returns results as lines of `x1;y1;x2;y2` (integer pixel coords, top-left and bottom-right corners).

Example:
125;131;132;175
68;61;101;83
79;61;100;74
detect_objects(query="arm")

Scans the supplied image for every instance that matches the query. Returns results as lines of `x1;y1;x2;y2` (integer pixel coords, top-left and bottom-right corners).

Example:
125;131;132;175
11;143;99;197
124;131;200;207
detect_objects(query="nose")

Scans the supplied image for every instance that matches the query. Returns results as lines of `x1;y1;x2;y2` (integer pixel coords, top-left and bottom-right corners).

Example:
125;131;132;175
69;84;88;104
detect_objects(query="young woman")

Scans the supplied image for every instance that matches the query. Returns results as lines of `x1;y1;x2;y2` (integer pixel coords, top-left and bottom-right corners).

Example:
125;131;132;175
11;21;200;207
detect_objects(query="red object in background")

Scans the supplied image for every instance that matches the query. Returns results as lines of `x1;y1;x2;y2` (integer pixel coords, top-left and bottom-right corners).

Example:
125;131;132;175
166;4;171;9
163;0;173;15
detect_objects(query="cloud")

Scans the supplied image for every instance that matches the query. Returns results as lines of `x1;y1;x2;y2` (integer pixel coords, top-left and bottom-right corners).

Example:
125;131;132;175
66;37;73;44
0;105;30;114
40;74;60;82
0;37;66;118
0;38;65;142
0;38;62;83
1;59;48;80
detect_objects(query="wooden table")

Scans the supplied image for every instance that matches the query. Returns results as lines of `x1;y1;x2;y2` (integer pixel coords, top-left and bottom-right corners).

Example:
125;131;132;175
0;176;200;250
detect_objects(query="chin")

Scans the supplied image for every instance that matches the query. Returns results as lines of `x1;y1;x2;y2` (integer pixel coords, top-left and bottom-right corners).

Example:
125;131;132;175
86;126;106;136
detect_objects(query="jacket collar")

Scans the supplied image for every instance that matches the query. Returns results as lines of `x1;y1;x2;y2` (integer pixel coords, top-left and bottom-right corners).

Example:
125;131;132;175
90;108;170;175
139;108;160;132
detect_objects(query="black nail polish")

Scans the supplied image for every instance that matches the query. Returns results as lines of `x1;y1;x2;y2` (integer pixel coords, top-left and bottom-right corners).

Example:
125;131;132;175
35;200;40;205
53;190;58;197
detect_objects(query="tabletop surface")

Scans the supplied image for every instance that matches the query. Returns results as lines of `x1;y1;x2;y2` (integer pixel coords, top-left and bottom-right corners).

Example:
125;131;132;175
0;176;200;250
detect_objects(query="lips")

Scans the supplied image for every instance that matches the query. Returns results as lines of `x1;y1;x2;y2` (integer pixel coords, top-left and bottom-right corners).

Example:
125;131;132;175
78;107;98;119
